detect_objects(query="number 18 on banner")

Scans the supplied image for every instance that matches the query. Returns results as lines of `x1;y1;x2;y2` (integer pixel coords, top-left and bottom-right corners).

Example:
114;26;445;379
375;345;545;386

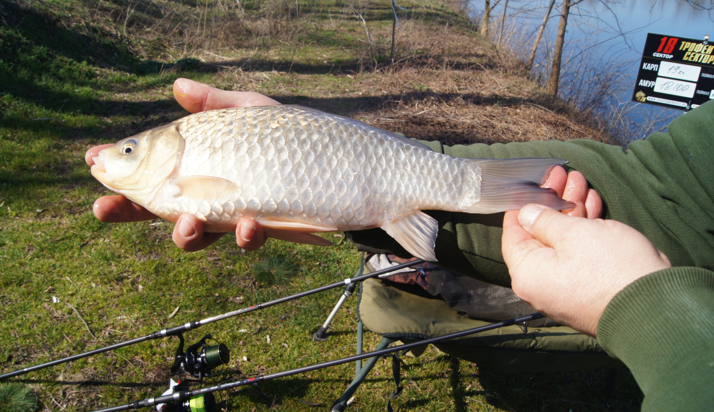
633;33;714;110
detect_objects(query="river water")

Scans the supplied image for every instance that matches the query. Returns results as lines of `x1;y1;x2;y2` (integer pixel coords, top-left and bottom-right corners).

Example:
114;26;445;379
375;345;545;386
470;0;714;141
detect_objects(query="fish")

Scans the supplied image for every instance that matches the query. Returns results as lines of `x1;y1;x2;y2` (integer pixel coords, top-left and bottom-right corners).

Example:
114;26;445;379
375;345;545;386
90;105;572;261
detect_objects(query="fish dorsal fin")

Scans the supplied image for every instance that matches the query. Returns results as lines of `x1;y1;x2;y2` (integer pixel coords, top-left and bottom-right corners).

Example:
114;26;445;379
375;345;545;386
381;211;439;262
170;176;241;202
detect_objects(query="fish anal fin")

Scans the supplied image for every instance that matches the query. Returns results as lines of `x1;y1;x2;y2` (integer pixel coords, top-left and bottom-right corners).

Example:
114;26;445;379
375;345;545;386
257;219;336;246
265;229;334;246
381;211;438;262
170;176;241;202
257;219;336;233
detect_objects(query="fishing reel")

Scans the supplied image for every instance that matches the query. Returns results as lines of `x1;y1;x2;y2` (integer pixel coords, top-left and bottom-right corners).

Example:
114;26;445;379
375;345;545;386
156;379;216;412
171;334;230;380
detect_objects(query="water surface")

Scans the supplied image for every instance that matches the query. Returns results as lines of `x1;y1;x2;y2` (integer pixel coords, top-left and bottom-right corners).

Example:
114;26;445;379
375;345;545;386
472;0;714;140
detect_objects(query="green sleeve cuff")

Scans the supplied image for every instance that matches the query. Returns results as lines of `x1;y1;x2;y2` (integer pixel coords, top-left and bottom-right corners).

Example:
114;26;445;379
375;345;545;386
597;268;714;411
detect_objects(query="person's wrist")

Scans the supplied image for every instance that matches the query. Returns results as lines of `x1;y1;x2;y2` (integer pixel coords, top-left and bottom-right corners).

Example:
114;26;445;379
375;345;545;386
596;267;714;384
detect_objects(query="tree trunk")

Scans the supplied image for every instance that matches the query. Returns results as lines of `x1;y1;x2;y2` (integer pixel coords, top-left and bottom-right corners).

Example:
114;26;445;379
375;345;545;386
481;0;491;37
548;0;570;96
526;0;556;70
480;0;501;37
390;4;396;64
498;0;508;46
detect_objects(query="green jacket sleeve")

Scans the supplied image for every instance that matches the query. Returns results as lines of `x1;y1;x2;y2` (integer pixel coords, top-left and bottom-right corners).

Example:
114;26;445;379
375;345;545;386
348;101;714;286
597;268;714;411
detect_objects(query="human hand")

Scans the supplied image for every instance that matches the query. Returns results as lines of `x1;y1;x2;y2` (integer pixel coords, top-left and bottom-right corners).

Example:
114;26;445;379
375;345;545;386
501;205;671;337
86;78;278;252
541;166;602;219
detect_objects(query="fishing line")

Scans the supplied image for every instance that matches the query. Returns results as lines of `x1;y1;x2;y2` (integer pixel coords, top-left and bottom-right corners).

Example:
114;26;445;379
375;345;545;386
91;313;544;412
0;259;424;381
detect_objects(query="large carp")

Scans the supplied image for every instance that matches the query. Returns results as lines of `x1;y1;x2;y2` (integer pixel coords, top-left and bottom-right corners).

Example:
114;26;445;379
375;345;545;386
90;105;571;261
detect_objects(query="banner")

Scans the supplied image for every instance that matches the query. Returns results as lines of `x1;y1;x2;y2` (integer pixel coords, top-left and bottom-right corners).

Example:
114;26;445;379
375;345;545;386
632;33;714;110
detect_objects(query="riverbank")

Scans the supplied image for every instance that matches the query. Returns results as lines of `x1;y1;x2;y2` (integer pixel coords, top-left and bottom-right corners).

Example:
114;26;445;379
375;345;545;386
1;0;617;147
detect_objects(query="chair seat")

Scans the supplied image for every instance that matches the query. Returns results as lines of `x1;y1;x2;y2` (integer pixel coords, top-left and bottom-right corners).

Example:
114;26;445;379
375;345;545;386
358;278;623;372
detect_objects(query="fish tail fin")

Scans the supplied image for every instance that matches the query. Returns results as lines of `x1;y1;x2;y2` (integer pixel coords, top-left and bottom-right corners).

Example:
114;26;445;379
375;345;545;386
465;158;574;214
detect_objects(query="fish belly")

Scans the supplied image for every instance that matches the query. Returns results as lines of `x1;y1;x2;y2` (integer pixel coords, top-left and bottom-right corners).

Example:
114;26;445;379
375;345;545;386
159;106;478;231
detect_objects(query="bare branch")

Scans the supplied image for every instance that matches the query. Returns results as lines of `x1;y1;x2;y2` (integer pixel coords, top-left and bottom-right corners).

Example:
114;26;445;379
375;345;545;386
526;0;556;69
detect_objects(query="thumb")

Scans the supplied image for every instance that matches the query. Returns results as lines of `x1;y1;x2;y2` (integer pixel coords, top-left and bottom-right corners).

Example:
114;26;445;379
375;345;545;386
517;204;574;248
173;78;280;114
173;78;233;113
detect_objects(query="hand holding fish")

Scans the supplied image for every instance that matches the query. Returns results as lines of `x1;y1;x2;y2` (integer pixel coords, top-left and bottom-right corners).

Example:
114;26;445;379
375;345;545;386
87;78;602;259
502;205;671;337
86;78;278;251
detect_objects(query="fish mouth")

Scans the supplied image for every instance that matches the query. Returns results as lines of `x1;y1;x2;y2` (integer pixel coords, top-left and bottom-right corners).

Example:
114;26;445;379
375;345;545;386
90;156;106;175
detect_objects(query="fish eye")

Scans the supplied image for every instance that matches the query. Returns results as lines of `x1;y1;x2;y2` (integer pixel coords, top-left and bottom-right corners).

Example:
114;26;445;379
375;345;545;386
121;139;138;155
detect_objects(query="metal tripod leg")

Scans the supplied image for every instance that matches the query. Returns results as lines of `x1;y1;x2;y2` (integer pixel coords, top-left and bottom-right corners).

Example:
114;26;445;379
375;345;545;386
313;281;358;342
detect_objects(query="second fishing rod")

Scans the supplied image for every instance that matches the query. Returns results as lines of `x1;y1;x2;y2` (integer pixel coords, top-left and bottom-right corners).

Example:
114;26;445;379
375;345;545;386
0;258;424;381
92;313;545;412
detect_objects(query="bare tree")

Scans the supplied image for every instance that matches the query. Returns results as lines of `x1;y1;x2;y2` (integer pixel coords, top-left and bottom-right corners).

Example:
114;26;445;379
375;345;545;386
481;0;503;37
497;0;509;46
548;0;583;96
525;0;556;70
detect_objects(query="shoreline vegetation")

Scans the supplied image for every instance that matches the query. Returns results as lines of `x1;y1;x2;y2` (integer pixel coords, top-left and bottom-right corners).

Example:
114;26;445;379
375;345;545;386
1;0;643;410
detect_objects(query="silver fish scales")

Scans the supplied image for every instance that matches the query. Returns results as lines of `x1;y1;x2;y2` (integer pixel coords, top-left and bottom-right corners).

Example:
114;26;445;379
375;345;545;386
91;105;571;261
172;106;478;229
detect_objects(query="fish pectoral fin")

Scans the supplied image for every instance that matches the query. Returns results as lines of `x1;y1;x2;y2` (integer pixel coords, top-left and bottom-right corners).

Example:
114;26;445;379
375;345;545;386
169;176;241;202
264;229;335;246
381;211;439;262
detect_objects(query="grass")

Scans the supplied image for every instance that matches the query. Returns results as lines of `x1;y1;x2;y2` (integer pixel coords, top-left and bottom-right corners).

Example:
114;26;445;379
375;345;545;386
0;383;38;412
253;255;299;286
0;0;641;410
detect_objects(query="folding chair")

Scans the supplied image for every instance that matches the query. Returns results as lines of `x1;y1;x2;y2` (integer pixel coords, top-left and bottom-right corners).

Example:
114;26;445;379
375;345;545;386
327;254;623;411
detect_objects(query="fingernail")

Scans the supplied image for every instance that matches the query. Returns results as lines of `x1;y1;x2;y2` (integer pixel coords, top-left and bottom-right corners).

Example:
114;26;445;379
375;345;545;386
174;78;187;97
240;223;256;242
518;204;546;231
178;218;195;238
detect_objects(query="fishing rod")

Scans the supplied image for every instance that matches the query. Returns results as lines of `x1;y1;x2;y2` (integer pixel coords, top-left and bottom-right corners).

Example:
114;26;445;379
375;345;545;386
92;313;544;412
0;259;424;381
